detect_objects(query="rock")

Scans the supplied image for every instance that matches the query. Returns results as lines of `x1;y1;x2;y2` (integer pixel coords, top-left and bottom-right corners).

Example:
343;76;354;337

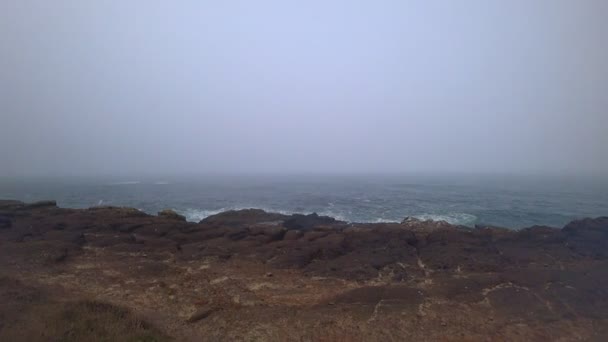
401;216;422;224
0;215;11;229
2;200;608;340
201;209;288;226
283;213;342;230
88;206;150;218
248;225;286;242
562;217;608;258
158;209;186;221
0;200;24;210
401;216;454;231
24;200;57;209
283;230;303;240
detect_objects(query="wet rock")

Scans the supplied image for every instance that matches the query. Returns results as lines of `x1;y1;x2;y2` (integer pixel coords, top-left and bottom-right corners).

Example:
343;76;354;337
283;213;342;230
201;209;288;226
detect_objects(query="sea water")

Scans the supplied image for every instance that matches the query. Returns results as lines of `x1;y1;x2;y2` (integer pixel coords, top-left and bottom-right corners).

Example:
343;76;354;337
1;173;607;229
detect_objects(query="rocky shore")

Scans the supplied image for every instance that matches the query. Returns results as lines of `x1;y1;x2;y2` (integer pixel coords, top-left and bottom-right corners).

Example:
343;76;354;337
1;200;607;341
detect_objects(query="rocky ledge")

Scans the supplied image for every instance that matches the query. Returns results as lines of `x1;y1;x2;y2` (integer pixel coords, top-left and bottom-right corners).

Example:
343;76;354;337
0;200;607;341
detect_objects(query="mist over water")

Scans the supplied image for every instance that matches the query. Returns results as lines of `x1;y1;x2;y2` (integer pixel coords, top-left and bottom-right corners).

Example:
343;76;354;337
1;2;607;228
1;174;607;229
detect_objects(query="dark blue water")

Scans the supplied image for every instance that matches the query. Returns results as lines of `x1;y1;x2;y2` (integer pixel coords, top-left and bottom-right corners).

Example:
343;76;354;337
1;174;607;229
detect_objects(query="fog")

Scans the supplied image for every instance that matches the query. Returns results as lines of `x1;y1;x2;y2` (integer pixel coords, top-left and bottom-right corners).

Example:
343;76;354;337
1;1;607;177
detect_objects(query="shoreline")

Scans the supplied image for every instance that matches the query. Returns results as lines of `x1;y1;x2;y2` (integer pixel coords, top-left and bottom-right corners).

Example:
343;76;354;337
0;199;581;229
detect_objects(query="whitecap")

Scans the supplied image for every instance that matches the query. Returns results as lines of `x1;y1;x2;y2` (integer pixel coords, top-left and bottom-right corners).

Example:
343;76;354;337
412;213;478;226
372;217;400;223
179;208;230;222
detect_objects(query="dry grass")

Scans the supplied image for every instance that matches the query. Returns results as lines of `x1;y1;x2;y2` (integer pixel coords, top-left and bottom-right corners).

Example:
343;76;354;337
0;276;168;342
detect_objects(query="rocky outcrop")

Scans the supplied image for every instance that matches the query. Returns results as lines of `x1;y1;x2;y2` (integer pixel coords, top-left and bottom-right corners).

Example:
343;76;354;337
157;209;186;221
24;200;57;209
283;212;344;230
200;209;288;226
0;201;607;341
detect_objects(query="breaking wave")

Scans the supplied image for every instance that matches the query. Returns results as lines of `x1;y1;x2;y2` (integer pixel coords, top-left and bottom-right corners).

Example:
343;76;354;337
176;206;477;227
371;218;400;223
179;207;295;223
180;208;229;222
411;213;478;226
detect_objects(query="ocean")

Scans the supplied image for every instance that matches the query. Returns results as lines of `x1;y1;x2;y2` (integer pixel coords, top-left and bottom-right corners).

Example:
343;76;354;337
1;174;607;229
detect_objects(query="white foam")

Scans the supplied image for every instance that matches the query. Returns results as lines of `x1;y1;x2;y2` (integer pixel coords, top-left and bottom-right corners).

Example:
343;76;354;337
412;213;478;226
372;217;400;223
174;207;478;226
317;210;349;222
154;181;170;185
178;206;350;223
180;208;229;222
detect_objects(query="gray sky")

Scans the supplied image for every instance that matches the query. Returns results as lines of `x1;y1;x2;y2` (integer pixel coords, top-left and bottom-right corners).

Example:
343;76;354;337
1;0;607;176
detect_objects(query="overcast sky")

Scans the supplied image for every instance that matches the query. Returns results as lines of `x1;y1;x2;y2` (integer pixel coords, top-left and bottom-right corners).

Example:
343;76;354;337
1;1;606;177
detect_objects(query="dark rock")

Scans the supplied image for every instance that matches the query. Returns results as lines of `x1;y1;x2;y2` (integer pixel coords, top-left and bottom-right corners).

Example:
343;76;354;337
401;216;422;224
283;213;342;230
158;209;186;221
562;217;608;259
44;231;86;245
87;206;150;218
248;225;287;242
24;200;57;209
201;209;288;226
86;233;136;247
0;200;24;210
0;215;11;229
283;230;303;240
564;217;608;233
